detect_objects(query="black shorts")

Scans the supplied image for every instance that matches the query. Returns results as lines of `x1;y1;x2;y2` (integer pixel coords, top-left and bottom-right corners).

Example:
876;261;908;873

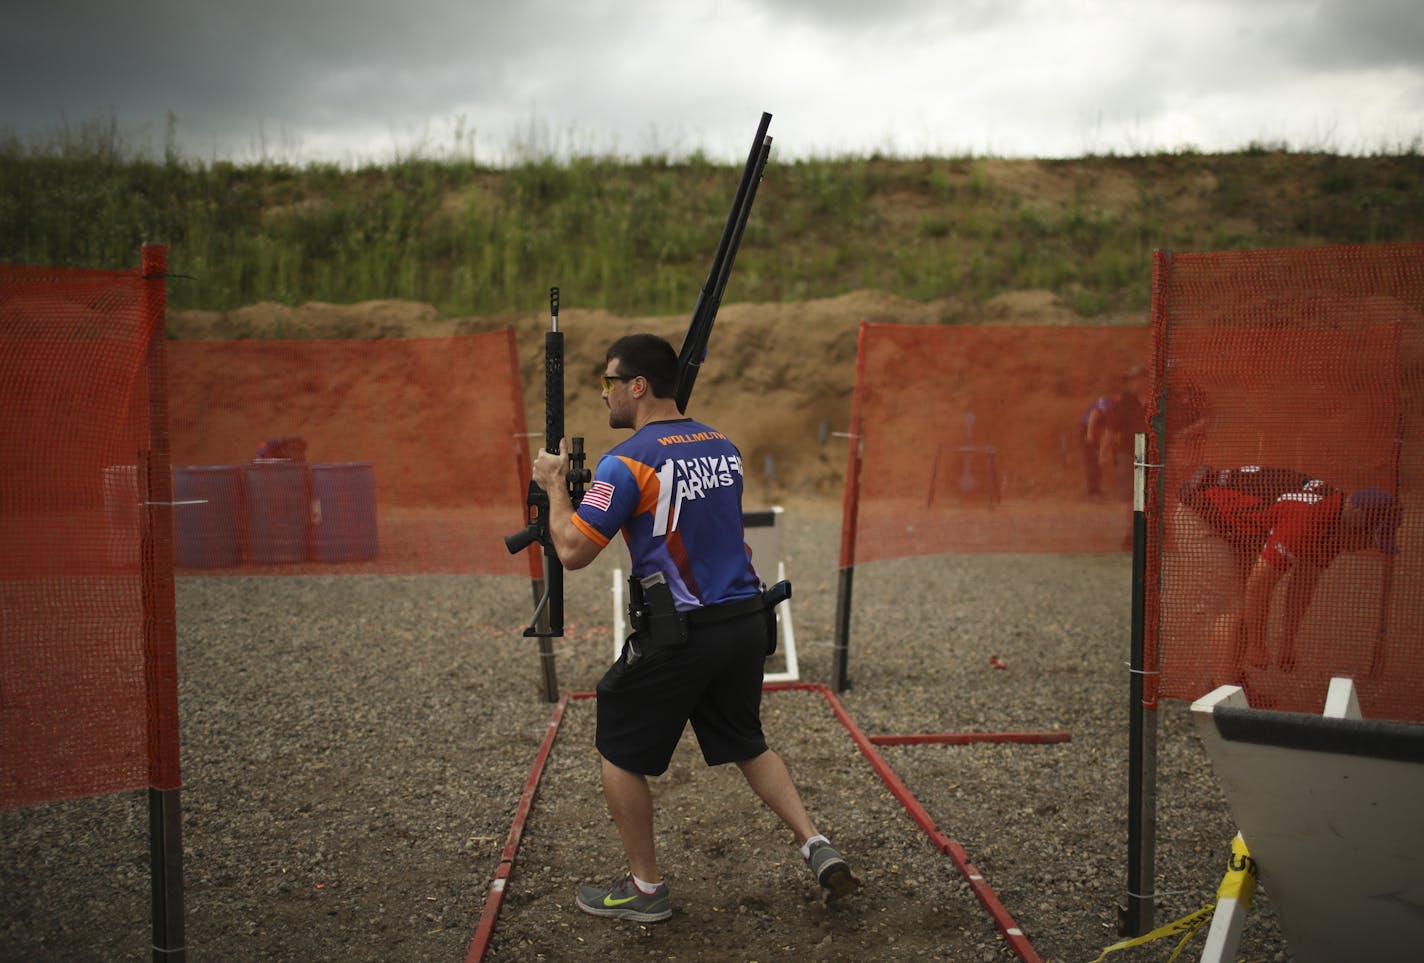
595;610;770;776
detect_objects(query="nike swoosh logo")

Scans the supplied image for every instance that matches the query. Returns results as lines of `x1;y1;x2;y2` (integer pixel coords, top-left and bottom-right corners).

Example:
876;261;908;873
603;894;638;907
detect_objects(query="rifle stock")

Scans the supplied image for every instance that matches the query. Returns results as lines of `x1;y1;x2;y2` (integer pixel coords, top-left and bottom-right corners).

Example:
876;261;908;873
675;111;773;413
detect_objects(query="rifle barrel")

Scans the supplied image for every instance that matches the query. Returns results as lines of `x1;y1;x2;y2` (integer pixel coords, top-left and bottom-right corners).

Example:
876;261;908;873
540;298;565;633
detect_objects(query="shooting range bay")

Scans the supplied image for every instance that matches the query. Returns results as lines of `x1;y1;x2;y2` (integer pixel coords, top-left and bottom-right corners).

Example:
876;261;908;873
0;291;1294;961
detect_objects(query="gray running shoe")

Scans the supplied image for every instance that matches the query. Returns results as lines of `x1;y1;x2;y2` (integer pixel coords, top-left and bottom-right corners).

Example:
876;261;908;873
805;840;861;902
575;874;672;923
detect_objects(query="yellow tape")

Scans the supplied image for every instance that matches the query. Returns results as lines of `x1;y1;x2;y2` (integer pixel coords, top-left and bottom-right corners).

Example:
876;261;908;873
1216;833;1258;905
1089;906;1213;963
1092;835;1257;963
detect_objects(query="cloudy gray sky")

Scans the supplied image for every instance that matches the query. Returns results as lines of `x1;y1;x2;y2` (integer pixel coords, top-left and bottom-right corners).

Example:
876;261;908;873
4;0;1422;165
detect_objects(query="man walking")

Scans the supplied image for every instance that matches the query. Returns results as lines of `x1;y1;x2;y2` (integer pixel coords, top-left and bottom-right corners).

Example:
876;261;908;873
530;333;859;923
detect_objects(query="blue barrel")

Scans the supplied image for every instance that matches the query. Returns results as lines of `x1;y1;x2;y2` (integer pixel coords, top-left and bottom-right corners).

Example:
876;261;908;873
310;462;378;562
103;465;140;568
243;461;310;563
173;466;242;568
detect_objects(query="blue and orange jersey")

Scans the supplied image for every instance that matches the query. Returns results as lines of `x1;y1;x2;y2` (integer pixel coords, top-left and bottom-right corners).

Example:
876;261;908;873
571;418;761;611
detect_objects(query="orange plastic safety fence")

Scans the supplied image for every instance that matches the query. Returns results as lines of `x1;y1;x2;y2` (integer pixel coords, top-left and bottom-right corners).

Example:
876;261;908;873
1;257;175;807
1148;243;1424;721
843;322;1150;565
165;331;535;576
2;259;538;808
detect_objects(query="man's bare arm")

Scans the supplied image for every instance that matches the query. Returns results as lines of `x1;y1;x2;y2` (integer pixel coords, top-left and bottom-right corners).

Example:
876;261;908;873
1242;556;1285;664
1276;562;1322;672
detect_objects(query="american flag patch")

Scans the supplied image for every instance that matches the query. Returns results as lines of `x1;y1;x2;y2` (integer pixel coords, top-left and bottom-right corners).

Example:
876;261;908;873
582;480;615;512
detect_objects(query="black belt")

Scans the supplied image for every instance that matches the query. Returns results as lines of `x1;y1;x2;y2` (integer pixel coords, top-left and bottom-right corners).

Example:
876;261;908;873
683;594;766;626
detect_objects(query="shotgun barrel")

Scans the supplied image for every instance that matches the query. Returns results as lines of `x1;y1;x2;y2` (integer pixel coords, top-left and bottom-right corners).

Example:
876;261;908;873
674;112;773;413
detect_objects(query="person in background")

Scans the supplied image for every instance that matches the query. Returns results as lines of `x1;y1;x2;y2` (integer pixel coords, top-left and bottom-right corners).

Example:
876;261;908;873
1079;366;1146;500
1175;465;1316;573
1166;377;1211;453
1239;484;1399;675
1178;466;1401;683
255;436;307;461
530;333;860;924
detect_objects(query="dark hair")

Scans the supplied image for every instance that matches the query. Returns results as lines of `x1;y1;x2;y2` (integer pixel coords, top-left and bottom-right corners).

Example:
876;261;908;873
607;334;678;398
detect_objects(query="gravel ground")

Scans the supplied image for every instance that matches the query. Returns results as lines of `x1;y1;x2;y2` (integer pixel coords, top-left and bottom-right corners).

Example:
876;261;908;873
1;505;1290;961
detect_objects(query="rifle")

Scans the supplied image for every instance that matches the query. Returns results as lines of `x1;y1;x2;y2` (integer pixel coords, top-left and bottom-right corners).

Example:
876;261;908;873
504;286;591;638
674;111;773;413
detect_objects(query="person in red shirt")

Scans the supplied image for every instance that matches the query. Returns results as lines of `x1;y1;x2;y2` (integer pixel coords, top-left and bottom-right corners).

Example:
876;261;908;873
1242;485;1400;675
1172;466;1317;656
1177;465;1316;564
1176;468;1400;684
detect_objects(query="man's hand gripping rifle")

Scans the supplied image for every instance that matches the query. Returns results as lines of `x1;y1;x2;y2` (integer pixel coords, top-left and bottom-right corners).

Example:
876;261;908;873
504;286;591;637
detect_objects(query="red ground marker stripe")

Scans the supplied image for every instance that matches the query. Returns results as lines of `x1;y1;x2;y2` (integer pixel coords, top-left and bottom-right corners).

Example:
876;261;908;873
465;695;569;963
467;685;1045;963
768;682;1045;963
868;731;1071;746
